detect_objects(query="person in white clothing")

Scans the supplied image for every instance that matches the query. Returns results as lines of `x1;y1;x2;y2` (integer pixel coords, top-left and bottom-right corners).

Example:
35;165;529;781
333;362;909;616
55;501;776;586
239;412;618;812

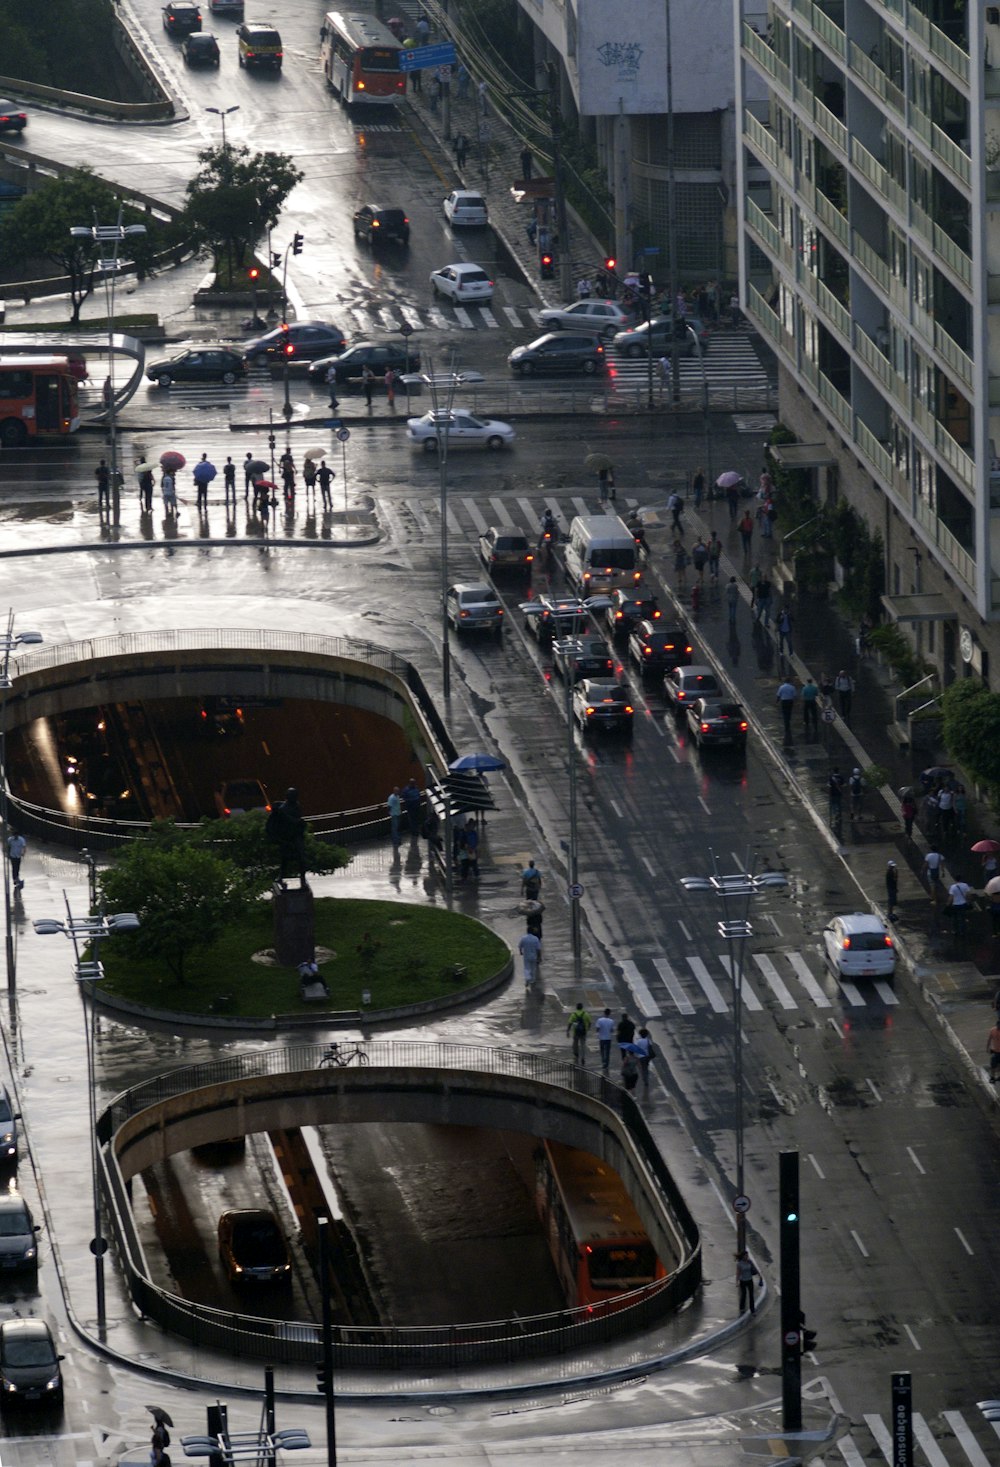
518;931;541;987
594;1008;615;1070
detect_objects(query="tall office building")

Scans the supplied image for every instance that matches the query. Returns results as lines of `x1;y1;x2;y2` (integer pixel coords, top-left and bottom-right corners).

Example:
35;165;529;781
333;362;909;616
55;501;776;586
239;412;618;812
736;1;998;685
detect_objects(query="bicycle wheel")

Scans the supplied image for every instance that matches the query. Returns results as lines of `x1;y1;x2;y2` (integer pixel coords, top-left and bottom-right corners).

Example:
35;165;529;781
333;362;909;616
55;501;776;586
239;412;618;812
355;1051;370;1066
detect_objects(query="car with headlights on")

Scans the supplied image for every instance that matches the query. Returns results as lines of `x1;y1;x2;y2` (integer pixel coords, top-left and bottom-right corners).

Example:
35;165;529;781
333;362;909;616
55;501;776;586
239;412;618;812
686;698;748;750
552;636;614;683
407;409;514;452
822;913;896;979
627;621;692;676
538;299;633;337
0;1085;19;1170
0;1194;39;1274
308;340;418;383
479;527;533;577
0;1320;63;1410
573;678;634;735
430;263;494;302
605;590;662;641
353;204;410;247
218;1208;291;1284
521;594;610;644
244;322;346;364
214;778;270;818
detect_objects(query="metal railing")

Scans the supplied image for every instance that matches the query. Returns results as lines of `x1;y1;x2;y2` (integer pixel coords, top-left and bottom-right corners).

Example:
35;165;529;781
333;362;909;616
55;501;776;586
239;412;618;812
101;1043;703;1369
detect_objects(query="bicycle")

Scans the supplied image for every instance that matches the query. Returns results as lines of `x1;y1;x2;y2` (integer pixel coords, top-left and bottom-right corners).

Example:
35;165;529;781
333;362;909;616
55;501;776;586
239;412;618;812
319;1041;369;1068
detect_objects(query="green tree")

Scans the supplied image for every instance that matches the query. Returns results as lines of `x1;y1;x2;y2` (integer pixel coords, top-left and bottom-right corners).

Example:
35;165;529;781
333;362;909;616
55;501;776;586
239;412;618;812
99;843;254;984
942;680;1000;791
183;145;304;274
188;810;349;892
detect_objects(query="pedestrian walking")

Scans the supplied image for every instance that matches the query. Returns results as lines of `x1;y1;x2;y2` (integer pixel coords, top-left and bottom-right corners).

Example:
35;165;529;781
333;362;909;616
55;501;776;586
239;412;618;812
848;767;864;820
668;490;683;532
518;930;541;988
776;677;797;739
707;531;721;580
459;819;479;880
567;1001;591;1064
243;452;256;499
777;605;793;655
161;470;176;516
673;539;688;589
885;860;899;920
138;466;154;513
456;60;470;99
726;576;739;626
834;669;854;722
193;452;216;511
520;145;533;182
384;366;396;408
95;458;111;513
820;670;835;705
937;783;955;839
828;766;845;825
521;859;542;900
317;459;334;509
726;481;740;521
759;468;775;501
755;575;773;627
415;11;430;43
801;676;819;737
454;132;469;169
658;355;672;396
302;456;318;498
736;1250;760;1314
946;879;973;938
691;538;708;583
362;365;375;409
402;778;422;834
223;456;237;506
387;786;402;848
692;466;705;510
616;1011;636;1046
598;465;616;503
594;1008;615;1071
922;848;945;893
620;1050;639;1091
635;1028;655;1090
478;78;489;115
737;509;754;559
524;898;544;939
6;832;26;890
280;451;296;501
988;1020;1000;1082
576;276;592;301
953;782;967;835
901;791;917;840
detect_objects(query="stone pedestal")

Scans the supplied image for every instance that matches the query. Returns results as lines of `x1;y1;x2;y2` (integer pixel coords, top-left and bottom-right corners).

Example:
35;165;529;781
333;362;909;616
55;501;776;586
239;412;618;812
273;881;315;967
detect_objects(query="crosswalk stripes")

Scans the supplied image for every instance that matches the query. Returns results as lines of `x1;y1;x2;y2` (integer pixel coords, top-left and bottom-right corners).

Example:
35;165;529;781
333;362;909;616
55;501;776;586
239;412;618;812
618;959;662;1020
651;956;696;1014
717;953;763;1011
943;1411;993;1467
786;950;832;1008
751;953;797;1010
685;956;729;1014
830;1409;999;1467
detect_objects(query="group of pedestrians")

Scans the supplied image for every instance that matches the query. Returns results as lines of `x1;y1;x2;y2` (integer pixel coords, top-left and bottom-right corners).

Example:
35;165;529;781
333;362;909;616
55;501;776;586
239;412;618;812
128;450;340;523
559;1004;655;1087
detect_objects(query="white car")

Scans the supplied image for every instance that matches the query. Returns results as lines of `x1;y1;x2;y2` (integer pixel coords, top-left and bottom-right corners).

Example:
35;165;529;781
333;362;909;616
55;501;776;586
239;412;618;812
537;299;634;337
823;913;897;979
430;263;494;302
407;410;515;452
443;190;489;227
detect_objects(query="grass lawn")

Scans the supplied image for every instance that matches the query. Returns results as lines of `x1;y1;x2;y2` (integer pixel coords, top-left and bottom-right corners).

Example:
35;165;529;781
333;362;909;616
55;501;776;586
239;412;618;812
99;897;510;1018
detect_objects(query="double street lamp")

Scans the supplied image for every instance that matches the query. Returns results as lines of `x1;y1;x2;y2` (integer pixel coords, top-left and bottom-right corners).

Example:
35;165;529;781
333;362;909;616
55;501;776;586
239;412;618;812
33;902;140;1336
0;615;43;993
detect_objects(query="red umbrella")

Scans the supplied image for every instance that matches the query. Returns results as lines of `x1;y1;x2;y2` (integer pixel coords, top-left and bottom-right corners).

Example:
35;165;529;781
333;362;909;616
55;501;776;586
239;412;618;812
160;450;186;471
253;479;277;491
971;839;1000;854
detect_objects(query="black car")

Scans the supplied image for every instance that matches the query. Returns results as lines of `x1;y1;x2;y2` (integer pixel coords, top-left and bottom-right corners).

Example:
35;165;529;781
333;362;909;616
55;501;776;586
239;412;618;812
182;30;220;62
0;101;27;133
146;348;245;387
0;1085;19;1170
508;332;605;376
605;589;662;640
353;204;410;247
162;1;202;33
552;636;614;683
244;322;347;364
218;1208;291;1283
626;620;693;675
572;678;634;735
0;1320;63;1410
307;340;420;383
686;698;748;750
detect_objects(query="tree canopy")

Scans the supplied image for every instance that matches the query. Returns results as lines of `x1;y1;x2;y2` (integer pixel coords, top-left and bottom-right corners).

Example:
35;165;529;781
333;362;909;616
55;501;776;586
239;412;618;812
183;145;304;270
942;680;1000;792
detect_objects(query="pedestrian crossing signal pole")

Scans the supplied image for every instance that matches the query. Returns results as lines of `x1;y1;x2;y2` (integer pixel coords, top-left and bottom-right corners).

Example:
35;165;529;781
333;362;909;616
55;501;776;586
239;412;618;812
780;1149;802;1432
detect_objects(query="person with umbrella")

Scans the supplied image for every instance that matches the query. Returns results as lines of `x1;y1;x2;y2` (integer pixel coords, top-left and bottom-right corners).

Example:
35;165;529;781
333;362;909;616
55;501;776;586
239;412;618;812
193;452;216;512
973;838;1000;884
135;461;156;514
985;874;1000;936
717;471;742;521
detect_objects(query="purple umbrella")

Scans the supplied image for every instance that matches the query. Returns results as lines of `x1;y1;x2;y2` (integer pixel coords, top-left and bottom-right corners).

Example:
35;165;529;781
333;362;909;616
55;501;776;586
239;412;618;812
716;471;742;489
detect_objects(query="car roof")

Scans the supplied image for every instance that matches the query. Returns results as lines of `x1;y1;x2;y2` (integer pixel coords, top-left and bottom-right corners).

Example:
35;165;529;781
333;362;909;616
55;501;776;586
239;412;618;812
0;1193;30;1213
0;1318;51;1340
451;582;495;594
677;664;716;677
222;1206;276;1222
834;913;888;934
579;678;626;694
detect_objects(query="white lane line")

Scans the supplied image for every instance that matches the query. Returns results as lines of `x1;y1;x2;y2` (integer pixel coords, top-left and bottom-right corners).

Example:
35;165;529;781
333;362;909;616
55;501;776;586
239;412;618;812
955;1227;974;1256
404;498;433;536
642;855;656;876
906;1146;926;1175
807;1152;825;1179
698;796;711;815
686;956;728;1013
347;308;373;334
827;1016;845;1037
787;951;832;1007
913;1414;950;1467
903;1322;921;1352
427;306;450;329
863;1414;893;1462
652;956;695;1014
619;959;662;1020
943;1410;992;1467
399;305;424;330
377;306;400;330
717;953;763;1011
837;977;867;1006
752;953;797;1009
668;742;681;761
453;306;475;329
766;913;782;936
570;496;589;517
837;1437;867;1467
516;497;537;528
462;498;489;533
850;1229;869;1258
479;307;500;329
677;920;692;941
502;306;521;327
865;1078;882;1103
528;307;544;325
445;503;461;534
608;799;623;818
872;978;899;1004
489;496;516;526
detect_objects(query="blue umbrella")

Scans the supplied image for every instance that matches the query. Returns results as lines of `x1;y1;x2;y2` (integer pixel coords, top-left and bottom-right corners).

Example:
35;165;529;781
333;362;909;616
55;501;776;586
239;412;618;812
449;753;506;772
618;1041;645;1055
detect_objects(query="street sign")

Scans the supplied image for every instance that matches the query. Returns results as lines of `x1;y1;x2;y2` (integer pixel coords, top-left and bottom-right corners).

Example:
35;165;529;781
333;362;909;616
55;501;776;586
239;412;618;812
399;322;414;337
733;1194;751;1214
399;41;456;70
336;428;350;442
641;245;661;254
783;1330;800;1348
821;706;836;723
568;882;584;899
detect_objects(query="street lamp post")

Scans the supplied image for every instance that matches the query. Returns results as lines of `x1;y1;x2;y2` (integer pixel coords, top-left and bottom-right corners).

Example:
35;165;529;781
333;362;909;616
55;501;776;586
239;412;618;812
70;211;147;522
562;677;582;988
205;103;239;154
680;860;788;1252
686;322;712;486
206;106;240;286
0;615;42;995
33;903;140;1336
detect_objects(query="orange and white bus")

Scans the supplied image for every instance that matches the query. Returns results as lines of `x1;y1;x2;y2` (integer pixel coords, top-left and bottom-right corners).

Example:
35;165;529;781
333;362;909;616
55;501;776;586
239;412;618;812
320;11;404;104
0;355;81;447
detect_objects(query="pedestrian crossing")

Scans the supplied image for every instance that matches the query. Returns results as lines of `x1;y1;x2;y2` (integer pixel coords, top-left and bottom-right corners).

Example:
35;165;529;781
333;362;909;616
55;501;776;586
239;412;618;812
813;1408;1000;1467
618;947;900;1021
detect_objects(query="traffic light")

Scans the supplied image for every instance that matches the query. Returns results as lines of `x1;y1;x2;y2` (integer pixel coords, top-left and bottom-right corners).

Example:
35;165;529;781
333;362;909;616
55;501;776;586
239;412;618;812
247;265;259;282
272;251;282;268
604;257;616;272
315;1364;328;1395
292;232;304;255
540;252;554;279
799;1312;817;1354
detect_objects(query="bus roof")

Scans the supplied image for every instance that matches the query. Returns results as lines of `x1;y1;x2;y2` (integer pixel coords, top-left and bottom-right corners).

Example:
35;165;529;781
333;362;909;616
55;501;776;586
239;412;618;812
0;355;75;370
545;1141;649;1245
323;10;399;48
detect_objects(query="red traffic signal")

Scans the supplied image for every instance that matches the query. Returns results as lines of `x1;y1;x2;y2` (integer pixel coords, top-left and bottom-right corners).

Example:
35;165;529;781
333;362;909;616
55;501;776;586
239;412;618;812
604;257;616;272
540;253;554;279
247;266;260;281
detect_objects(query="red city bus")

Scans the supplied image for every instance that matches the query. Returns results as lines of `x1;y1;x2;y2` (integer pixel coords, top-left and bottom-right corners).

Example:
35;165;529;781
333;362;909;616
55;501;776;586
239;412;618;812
0;356;81;447
320;11;405;104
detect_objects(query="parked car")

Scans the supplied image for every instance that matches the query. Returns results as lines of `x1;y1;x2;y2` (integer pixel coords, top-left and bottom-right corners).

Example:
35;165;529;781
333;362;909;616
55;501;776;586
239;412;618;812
237;20;282;66
686;698;748;750
572;678;634;735
823;913;896;979
182;30;220;62
162;1;202;33
552;636;614;683
407;409;514;452
446;583;504;636
214;778;270;817
663;664;721;709
0;1193;40;1273
0;1085;19;1169
244;322;346;363
308;341;417;383
218;1209;291;1283
605;590;662;640
626;621;692;675
443;190;488;227
0;101;27;133
508;333;605;376
538;299;633;337
353;204;410;246
146;348;245;387
430;263;493;302
0;1320;63;1409
478;527;533;577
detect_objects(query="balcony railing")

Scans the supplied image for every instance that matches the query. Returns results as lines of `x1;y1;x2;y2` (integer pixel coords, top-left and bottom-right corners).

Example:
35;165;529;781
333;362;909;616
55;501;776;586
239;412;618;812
813;6;846;57
814;189;849;246
931;122;971;187
937;520;975;588
852;230;890;291
935;422;975;488
742;21;791;89
928;22;969;85
813;95;848;154
933;324;973;392
815;277;852;339
743;109;784;174
851;136;888;193
818;371;851;428
855;418;894;480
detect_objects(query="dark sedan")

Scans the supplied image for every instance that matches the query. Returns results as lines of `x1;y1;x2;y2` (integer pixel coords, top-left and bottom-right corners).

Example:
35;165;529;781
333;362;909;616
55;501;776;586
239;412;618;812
572;678;634;734
686;698;748;750
605;589;662;640
611;316;710;359
508;333;605;376
244;322;347;364
626;620;693;675
162;1;202;33
146;348;245;387
182;30;220;62
0;101;27;133
307;341;421;384
552;636;615;683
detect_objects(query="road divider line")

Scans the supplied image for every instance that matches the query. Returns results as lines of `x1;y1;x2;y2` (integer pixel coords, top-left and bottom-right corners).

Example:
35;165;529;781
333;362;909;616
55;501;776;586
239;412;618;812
618;959;662;1019
954;1226;974;1256
806;1152;825;1179
686;956;728;1013
652;956;695;1014
717;954;763;1011
850;1229;870;1258
906;1145;926;1175
752;954;797;1009
903;1323;921;1352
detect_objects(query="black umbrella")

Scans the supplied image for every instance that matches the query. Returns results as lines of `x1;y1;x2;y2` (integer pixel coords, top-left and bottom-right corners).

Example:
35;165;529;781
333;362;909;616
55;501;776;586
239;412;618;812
146;1406;175;1428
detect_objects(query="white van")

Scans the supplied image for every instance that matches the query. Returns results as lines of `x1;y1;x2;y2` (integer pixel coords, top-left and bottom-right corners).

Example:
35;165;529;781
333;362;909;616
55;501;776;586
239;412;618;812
564;514;642;594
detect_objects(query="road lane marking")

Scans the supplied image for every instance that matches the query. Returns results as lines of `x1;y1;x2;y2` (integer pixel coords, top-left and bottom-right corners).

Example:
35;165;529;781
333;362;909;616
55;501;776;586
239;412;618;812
836;1438;866;1467
619;959;662;1019
489;496;516;527
913;1414;949;1467
717;953;763;1011
378;306;400;330
502;306;521;327
686;956;728;1013
609;799;623;818
806;1152;825;1179
462;497;488;533
863;1414;892;1461
652;956;695;1014
765;913;782;936
698;796;711;815
954;1226;973;1255
427;307;450;329
752;953;797;1009
677;920;692;940
943;1410;992;1467
642;855;656;875
903;1323;921;1351
479;307;500;329
873;979;899;1005
453;306;475;329
788;951;832;1007
399;305;424;330
865;1078;882;1103
850;1229;869;1258
906;1146;925;1174
836;977;866;1006
572;496;589;516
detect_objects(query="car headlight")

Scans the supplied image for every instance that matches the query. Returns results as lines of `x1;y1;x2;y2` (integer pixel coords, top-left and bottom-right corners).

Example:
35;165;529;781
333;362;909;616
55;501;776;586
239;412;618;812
24;1246;36;1261
45;1374;60;1391
3;1380;17;1392
0;1133;12;1146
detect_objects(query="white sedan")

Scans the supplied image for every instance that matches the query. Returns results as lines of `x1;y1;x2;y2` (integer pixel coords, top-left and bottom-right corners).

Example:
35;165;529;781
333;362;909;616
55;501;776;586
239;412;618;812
406;410;515;452
430;263;494;302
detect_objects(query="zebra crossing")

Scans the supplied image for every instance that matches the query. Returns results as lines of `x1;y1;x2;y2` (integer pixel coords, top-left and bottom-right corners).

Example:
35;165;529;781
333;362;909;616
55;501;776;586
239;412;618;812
816;1407;1000;1467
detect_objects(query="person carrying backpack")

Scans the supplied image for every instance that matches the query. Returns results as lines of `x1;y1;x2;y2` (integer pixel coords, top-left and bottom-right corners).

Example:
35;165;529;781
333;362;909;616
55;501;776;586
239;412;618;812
566;1002;591;1063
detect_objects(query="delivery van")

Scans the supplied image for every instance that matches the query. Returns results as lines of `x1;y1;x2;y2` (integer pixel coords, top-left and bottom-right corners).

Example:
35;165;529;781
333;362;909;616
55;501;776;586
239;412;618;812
564;514;642;594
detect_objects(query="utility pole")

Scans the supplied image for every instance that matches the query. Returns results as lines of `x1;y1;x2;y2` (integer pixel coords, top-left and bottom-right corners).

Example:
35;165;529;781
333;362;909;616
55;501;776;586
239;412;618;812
546;61;573;301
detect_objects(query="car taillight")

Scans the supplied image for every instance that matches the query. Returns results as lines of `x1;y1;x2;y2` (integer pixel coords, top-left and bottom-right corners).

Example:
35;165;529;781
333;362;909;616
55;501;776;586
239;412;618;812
651;608;661;619
739;721;748;731
525;553;534;563
358;79;367;90
614;611;623;621
643;646;651;655
624;705;634;714
700;723;710;733
842;937;851;949
585;707;596;717
685;644;693;653
633;570;641;582
884;935;893;948
597;344;604;354
370;214;378;223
